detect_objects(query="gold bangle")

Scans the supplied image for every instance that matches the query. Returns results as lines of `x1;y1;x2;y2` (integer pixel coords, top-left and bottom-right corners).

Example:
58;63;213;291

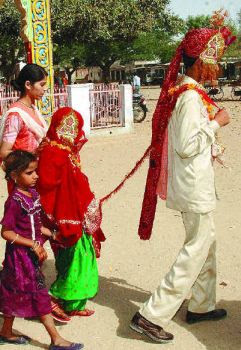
11;234;19;245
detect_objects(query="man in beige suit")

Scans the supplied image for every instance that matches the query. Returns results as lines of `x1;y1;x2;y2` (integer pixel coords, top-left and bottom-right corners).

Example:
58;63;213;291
130;12;236;343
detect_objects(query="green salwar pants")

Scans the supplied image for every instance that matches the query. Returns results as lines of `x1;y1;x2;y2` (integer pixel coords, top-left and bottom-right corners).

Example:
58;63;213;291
50;232;98;311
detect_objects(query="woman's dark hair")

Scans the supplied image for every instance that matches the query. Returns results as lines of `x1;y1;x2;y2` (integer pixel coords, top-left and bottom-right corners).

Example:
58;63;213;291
3;150;37;181
11;63;48;95
182;53;198;70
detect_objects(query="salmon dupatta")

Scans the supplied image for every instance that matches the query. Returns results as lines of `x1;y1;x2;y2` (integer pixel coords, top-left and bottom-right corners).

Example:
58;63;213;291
0;102;47;146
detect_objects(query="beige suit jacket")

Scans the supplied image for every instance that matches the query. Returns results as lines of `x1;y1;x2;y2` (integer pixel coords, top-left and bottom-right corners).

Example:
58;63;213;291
166;76;220;213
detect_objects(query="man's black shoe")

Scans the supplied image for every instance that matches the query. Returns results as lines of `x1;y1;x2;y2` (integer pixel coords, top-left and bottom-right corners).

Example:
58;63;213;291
186;309;227;324
130;312;174;343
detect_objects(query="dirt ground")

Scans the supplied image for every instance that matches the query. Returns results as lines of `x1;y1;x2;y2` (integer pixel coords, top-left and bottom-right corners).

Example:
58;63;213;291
0;87;241;350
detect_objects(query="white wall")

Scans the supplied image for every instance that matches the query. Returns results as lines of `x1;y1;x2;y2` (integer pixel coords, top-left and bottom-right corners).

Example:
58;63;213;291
67;84;93;135
67;83;133;136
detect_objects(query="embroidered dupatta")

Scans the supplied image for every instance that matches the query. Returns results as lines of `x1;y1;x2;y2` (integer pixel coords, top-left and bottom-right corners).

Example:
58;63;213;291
37;107;105;252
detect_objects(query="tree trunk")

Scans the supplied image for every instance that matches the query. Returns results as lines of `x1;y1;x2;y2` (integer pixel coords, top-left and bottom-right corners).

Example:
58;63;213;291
1;47;22;83
65;68;76;84
1;61;16;83
101;64;112;83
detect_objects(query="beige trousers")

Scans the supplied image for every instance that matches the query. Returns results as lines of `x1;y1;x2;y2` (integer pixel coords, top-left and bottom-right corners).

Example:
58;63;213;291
139;211;216;327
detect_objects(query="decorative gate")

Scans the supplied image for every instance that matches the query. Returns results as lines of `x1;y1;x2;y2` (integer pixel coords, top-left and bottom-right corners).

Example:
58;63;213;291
0;0;54;118
0;87;19;117
89;84;123;128
0;86;67;118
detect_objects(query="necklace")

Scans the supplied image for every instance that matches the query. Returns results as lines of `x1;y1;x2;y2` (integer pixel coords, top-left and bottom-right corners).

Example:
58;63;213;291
168;83;216;120
18;100;35;110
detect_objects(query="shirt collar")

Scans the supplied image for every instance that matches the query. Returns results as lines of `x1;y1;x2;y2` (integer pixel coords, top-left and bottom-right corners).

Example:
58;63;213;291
181;75;204;90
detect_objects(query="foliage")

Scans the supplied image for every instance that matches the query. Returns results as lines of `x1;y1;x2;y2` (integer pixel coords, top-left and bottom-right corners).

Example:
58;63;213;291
185;15;211;31
0;0;184;82
223;18;241;59
0;0;25;82
51;0;183;81
53;43;87;82
51;0;172;43
120;31;179;63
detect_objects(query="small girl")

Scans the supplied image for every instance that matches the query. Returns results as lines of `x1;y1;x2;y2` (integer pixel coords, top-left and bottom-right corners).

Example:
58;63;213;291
0;150;83;350
37;107;105;322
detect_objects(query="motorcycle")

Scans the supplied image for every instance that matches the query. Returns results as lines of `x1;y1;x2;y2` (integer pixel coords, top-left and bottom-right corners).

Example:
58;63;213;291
133;92;148;123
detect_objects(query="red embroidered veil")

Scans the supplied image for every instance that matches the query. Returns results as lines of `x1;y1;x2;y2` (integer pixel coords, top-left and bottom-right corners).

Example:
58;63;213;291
37;107;105;254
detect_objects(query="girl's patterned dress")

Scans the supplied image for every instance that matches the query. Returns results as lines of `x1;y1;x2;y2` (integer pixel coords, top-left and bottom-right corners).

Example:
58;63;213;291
0;188;51;317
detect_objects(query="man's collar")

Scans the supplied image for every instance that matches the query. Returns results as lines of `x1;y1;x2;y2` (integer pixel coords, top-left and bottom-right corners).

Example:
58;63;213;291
181;75;204;90
182;75;199;85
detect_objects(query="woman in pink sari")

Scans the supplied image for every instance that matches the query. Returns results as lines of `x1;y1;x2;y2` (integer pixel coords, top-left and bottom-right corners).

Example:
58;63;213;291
0;64;48;191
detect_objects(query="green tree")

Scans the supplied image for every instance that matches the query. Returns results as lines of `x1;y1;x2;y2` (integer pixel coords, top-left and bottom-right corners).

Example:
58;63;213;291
185;15;211;31
223;18;241;59
120;13;185;63
0;0;25;82
52;0;172;43
53;43;87;83
51;0;183;81
120;30;179;64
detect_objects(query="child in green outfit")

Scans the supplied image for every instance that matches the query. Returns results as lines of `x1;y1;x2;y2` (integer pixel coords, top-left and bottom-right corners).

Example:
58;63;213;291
37;107;105;323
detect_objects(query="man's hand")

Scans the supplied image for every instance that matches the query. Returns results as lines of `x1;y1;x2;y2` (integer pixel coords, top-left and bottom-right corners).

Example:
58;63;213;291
214;109;230;127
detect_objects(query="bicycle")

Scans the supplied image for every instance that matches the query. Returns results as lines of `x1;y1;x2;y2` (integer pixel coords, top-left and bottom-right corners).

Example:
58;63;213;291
230;84;241;101
205;84;224;101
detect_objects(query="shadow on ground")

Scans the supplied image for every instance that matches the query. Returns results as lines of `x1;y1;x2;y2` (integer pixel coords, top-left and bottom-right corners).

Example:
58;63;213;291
94;276;241;349
174;299;241;350
93;275;159;344
3;262;240;349
0;315;48;349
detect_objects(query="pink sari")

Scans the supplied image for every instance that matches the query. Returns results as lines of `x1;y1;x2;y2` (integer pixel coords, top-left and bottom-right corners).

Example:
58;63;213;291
1;101;47;152
0;101;48;193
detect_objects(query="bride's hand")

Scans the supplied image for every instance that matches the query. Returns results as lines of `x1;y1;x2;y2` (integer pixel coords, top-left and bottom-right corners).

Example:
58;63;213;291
37;137;49;153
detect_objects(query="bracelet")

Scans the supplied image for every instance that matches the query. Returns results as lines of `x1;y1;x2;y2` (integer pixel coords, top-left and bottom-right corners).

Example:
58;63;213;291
31;240;41;251
10;234;19;245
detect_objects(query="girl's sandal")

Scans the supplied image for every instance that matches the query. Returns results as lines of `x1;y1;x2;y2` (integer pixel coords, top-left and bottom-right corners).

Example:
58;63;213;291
68;309;95;317
51;302;71;323
0;335;31;345
49;343;84;350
